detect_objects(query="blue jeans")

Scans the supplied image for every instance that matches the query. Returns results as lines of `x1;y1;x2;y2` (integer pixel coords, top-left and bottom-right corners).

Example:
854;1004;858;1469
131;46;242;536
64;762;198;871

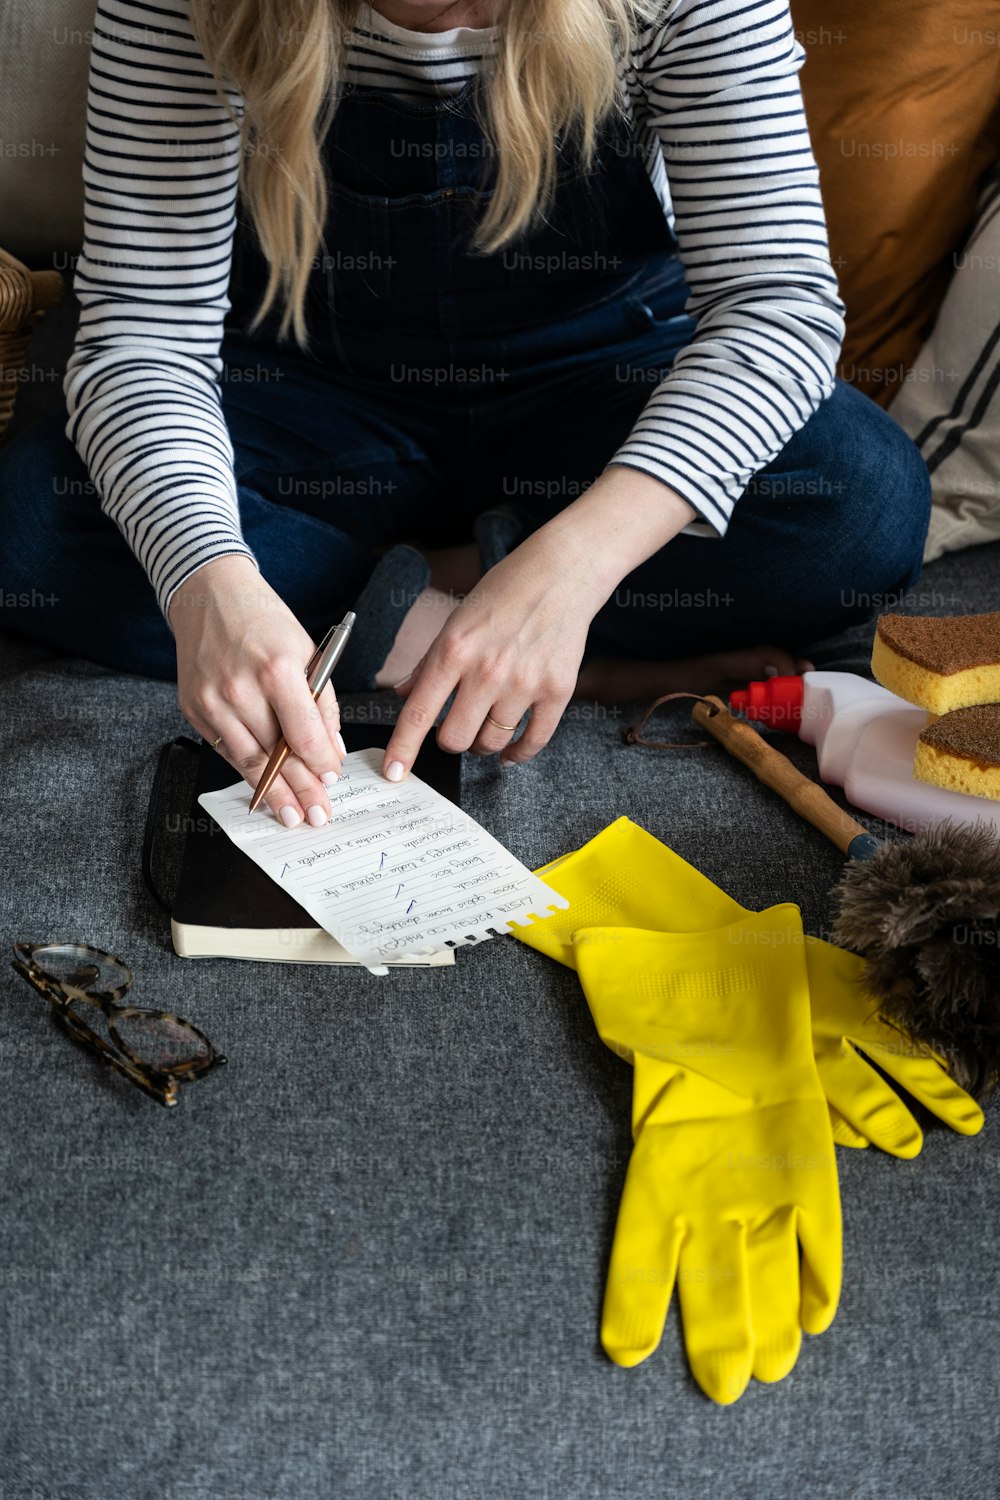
0;258;930;692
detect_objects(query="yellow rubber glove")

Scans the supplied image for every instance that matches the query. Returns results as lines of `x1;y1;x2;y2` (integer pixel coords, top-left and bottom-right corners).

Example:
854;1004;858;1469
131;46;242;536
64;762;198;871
509;817;983;1154
574;905;841;1404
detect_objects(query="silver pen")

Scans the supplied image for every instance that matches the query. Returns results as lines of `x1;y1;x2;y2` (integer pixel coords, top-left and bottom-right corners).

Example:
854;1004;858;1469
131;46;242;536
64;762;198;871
248;611;356;814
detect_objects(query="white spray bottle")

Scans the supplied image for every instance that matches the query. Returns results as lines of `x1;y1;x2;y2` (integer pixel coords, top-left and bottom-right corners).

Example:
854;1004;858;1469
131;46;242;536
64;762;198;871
729;671;1000;836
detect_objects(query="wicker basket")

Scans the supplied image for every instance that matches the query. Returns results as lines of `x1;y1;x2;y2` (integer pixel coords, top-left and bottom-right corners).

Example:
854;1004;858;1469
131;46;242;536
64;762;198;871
0;246;65;445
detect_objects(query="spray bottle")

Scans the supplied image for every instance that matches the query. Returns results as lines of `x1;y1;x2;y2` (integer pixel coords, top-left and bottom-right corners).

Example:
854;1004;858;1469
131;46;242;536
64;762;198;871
729;671;1000;835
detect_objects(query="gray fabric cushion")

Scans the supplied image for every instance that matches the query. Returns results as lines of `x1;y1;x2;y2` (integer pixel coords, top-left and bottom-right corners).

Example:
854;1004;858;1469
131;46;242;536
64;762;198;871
0;0;93;264
1;535;999;1497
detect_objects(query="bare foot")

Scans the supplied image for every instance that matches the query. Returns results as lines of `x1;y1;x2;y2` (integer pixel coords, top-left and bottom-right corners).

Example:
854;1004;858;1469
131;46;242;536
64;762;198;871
575;645;816;704
372;543;483;688
373;586;458;688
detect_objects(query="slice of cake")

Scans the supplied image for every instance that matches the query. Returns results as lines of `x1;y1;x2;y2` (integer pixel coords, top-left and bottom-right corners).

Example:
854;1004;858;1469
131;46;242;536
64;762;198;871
914;705;1000;801
872;612;1000;713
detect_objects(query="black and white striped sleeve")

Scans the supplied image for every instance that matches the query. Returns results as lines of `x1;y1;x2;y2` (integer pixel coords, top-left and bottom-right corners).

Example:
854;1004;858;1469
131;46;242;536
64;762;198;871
62;0;258;624
607;0;847;533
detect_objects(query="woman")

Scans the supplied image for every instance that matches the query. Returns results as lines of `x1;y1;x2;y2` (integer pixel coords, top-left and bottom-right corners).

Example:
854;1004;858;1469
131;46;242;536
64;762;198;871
0;0;929;829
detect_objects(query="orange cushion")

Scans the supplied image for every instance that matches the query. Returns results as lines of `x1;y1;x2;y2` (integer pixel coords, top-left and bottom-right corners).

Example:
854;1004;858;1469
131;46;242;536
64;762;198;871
790;1;1000;407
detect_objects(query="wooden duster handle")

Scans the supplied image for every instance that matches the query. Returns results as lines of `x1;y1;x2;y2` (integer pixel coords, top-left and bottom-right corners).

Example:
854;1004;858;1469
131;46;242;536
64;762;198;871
691;696;878;858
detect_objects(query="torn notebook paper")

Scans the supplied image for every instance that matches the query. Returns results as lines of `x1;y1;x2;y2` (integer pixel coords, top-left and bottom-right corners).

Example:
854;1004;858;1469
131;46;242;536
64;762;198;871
198;747;570;974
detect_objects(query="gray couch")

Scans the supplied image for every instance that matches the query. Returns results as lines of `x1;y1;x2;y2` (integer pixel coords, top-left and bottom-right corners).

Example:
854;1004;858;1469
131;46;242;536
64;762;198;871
2;8;999;1499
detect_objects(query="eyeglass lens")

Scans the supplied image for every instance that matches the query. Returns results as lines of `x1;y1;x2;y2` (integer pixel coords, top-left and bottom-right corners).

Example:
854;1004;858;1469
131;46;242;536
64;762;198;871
23;943;130;997
113;1013;212;1073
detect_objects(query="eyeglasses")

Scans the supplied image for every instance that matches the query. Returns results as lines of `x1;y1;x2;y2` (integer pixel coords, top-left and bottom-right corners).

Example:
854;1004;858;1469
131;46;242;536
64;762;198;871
10;942;226;1108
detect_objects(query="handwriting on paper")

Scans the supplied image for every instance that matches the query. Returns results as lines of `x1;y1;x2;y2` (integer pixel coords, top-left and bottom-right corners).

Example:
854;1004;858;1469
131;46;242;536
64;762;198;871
199;748;569;973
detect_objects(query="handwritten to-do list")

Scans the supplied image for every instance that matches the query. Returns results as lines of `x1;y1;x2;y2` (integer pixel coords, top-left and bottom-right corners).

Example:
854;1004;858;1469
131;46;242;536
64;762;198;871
199;748;569;974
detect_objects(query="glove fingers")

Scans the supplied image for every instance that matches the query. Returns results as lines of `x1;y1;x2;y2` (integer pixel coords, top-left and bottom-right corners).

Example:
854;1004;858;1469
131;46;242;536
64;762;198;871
804;937;982;1142
860;1043;985;1138
747;1209;802;1384
601;1160;683;1369
796;1199;842;1337
677;1225;753;1406
819;1046;924;1159
828;1104;871;1151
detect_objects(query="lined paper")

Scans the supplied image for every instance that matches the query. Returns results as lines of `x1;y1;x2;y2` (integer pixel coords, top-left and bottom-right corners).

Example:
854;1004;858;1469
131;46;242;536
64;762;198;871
199;748;569;974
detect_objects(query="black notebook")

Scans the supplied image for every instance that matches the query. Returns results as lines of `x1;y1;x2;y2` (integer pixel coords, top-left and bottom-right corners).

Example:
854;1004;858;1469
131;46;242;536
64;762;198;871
171;724;461;965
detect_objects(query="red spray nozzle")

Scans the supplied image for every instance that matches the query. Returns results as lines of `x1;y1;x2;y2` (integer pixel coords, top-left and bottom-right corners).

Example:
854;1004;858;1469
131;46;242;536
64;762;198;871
729;675;804;730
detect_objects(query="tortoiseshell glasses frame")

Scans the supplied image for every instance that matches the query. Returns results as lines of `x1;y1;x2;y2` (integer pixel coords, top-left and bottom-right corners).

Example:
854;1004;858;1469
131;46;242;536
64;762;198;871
10;941;225;1108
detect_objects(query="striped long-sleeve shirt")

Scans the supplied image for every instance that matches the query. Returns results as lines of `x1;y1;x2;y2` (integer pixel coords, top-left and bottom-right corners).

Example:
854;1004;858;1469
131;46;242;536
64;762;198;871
63;0;846;622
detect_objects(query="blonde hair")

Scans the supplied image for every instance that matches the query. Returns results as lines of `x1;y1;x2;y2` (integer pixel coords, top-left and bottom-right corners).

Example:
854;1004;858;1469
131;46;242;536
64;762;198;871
188;0;664;349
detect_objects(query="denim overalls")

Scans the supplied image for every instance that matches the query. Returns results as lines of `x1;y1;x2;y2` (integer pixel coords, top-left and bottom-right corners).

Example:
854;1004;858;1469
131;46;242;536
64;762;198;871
228;70;689;385
220;67;703;684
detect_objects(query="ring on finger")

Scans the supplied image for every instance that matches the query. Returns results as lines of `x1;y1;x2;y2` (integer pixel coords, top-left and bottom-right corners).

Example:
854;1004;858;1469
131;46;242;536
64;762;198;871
486;712;520;734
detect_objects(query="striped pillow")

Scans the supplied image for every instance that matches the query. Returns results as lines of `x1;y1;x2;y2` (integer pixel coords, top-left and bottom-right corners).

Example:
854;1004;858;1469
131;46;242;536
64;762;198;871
889;160;1000;563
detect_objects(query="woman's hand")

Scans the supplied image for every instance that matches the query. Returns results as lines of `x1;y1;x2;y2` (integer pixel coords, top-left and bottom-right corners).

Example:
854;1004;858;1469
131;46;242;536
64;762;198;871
168;556;346;826
381;467;701;778
382;522;607;777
